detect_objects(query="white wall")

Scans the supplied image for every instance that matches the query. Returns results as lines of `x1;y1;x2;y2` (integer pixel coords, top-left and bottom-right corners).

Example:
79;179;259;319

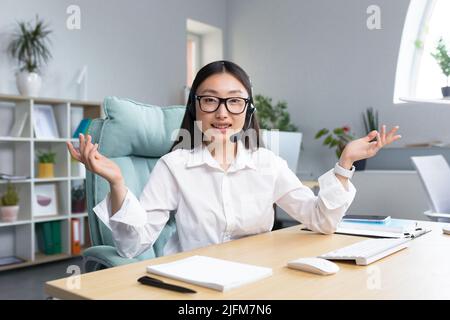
227;0;450;178
0;0;228;105
3;0;450;179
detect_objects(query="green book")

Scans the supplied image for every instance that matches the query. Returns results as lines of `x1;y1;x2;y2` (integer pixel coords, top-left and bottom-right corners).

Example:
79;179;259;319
51;221;62;254
35;223;44;253
36;222;54;255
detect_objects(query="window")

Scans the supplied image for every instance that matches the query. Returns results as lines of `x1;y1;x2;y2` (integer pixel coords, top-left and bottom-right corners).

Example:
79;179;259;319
187;33;201;87
394;0;450;102
186;19;223;92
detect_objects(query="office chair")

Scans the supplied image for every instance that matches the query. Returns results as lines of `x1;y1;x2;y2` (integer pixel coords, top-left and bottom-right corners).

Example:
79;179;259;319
82;96;185;272
261;130;303;229
411;155;450;222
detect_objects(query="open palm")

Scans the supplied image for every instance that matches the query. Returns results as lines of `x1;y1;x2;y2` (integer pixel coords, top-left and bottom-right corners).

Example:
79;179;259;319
67;134;123;184
341;125;402;163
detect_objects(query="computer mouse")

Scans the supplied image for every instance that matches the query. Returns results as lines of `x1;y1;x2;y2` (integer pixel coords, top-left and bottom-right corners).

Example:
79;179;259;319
443;225;450;235
287;257;340;275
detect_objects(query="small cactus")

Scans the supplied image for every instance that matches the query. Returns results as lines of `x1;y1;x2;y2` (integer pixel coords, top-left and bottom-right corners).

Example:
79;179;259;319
1;183;20;206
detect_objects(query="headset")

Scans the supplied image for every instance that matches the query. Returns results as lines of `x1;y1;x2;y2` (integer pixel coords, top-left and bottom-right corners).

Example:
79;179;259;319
232;80;256;142
188;77;256;143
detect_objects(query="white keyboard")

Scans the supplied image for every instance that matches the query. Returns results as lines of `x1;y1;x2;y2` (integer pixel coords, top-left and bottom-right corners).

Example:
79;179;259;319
319;238;411;266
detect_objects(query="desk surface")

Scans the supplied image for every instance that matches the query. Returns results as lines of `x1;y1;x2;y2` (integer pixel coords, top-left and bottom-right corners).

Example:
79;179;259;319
46;221;450;299
301;180;319;189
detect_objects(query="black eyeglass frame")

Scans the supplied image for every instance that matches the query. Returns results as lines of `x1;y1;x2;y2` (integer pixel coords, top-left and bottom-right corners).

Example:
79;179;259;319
195;95;251;114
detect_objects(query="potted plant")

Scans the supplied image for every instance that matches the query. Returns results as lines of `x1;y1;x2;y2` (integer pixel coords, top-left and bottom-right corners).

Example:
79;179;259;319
254;94;302;172
7;15;52;97
1;183;20;222
431;38;450;98
71;184;86;213
37;150;56;178
315;125;355;160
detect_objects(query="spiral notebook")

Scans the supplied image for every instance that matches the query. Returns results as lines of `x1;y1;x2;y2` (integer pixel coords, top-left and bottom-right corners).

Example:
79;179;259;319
146;255;273;292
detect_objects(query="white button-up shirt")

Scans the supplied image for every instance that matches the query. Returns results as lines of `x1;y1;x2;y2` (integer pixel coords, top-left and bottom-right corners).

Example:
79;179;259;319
93;141;356;258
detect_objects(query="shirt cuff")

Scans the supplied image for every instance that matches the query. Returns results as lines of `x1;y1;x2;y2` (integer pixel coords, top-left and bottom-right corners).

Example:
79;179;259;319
92;192;114;231
318;168;356;210
92;188;147;230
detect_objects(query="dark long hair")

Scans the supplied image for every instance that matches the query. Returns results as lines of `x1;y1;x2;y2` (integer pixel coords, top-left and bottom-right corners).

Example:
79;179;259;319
170;60;261;151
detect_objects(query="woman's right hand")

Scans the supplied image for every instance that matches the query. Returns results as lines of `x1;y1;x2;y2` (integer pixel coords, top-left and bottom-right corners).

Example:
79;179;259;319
67;133;124;186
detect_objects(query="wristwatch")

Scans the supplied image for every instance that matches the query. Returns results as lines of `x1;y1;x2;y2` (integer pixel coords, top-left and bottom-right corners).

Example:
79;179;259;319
334;162;355;179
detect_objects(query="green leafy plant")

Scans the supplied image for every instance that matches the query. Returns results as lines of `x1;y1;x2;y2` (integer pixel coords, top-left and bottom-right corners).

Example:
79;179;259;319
1;183;20;206
71;185;85;201
37;151;56;163
253;94;298;132
315;126;355;159
8;15;52;73
363;107;379;134
431;38;450;87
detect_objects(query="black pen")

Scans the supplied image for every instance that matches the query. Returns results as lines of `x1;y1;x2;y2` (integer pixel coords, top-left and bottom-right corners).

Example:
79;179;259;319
137;276;197;294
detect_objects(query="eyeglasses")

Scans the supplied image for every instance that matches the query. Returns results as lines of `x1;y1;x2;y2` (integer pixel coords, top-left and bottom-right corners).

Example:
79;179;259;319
195;95;250;114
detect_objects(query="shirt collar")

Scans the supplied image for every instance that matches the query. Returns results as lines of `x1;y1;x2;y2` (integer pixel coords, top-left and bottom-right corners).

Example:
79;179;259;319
186;140;257;172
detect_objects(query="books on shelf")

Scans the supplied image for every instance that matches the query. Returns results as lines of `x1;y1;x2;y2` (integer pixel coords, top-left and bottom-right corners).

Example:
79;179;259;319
71;219;81;255
147;255;273;292
0;172;30;180
72;118;92;138
36;221;62;255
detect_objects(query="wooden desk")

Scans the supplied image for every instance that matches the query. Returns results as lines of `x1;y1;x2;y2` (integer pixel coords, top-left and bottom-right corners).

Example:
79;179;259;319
46;221;450;299
301;180;319;190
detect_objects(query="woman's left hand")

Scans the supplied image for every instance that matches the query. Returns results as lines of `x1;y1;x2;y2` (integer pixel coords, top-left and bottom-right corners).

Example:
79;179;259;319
339;125;402;168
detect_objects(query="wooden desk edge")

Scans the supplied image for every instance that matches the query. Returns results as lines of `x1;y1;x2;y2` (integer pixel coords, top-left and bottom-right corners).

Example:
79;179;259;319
44;221;449;300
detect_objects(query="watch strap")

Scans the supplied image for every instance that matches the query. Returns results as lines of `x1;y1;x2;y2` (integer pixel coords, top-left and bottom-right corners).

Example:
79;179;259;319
334;162;355;179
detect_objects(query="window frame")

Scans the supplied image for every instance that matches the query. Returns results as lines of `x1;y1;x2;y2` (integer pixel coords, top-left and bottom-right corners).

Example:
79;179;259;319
394;0;437;103
187;32;202;87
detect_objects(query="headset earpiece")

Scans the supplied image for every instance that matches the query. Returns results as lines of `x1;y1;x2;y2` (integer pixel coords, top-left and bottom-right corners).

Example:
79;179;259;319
248;103;256;116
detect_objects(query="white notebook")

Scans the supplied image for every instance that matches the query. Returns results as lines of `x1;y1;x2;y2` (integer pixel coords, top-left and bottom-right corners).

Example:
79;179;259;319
146;255;273;292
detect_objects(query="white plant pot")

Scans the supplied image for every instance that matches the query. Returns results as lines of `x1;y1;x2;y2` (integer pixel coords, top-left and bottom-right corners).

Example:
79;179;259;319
16;71;42;97
0;205;19;222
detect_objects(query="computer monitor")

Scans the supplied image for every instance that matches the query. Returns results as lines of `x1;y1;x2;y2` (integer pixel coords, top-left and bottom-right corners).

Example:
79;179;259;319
261;130;302;173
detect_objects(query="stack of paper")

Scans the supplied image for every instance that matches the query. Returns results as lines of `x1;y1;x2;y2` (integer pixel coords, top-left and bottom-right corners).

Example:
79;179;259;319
146;255;273;292
336;218;426;238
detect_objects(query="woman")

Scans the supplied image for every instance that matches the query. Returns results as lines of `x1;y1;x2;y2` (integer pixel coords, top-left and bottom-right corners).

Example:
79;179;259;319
67;60;401;258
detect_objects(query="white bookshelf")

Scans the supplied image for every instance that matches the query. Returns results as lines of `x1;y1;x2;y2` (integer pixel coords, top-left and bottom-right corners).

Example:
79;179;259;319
0;94;101;271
